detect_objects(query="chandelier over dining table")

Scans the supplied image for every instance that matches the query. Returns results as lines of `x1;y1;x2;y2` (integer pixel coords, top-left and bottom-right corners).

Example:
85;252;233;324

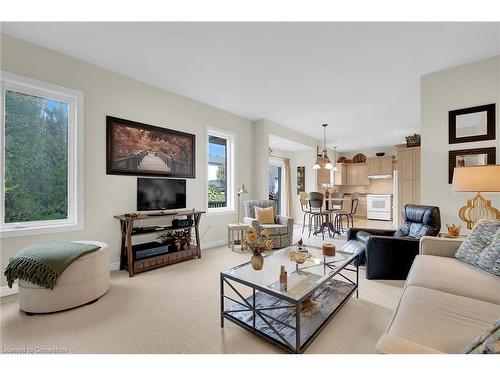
313;123;337;171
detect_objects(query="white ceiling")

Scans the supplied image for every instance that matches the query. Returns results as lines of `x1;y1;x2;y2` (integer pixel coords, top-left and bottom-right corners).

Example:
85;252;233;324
2;22;500;151
269;134;313;152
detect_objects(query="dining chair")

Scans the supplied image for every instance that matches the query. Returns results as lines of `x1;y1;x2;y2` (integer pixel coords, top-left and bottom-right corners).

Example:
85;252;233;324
299;191;311;234
335;192;359;233
307;192;331;240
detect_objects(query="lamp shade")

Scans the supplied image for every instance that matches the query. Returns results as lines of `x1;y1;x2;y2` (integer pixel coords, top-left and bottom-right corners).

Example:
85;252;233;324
237;184;249;194
452;165;500;192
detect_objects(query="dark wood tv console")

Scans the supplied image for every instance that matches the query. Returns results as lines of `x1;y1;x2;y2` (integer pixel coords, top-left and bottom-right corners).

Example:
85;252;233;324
114;210;204;277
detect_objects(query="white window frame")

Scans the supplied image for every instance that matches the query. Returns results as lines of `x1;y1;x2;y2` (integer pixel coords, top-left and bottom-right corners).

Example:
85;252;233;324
206;127;235;215
0;72;84;238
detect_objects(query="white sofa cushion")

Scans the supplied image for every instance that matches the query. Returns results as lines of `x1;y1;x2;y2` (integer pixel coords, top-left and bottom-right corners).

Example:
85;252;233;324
379;285;500;354
406;255;500;305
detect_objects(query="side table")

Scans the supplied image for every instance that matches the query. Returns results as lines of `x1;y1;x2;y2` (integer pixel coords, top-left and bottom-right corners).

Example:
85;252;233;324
438;233;467;240
227;223;251;252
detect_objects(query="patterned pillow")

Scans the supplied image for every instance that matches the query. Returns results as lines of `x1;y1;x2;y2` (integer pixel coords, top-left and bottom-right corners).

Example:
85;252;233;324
464;320;500;354
455;218;500;276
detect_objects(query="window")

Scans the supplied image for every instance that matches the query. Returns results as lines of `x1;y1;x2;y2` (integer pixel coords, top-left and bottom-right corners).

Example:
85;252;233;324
207;128;234;213
1;72;84;237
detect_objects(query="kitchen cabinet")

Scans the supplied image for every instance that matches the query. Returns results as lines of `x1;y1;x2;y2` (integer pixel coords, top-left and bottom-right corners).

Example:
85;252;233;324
367;156;393;176
333;163;369;186
396;146;421;225
333;164;347;185
346;163;369;186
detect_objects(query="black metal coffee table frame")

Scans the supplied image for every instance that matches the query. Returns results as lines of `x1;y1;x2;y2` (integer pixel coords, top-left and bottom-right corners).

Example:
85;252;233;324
220;253;359;354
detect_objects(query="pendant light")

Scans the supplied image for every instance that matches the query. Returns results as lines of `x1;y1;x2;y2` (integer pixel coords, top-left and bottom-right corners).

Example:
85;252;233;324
314;124;333;169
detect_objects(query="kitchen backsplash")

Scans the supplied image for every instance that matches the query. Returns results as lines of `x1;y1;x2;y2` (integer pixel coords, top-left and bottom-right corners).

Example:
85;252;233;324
335;178;393;195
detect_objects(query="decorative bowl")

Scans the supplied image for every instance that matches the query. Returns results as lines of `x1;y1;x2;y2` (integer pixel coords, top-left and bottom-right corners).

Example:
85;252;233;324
288;251;312;264
376;152;385;157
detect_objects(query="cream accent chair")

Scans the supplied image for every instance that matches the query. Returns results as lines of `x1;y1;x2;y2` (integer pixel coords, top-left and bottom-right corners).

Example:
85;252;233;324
18;241;110;314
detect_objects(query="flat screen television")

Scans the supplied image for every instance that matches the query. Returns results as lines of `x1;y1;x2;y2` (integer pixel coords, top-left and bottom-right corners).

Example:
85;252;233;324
137;178;186;211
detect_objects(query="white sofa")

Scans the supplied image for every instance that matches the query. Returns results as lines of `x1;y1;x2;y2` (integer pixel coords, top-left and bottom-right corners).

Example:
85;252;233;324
377;236;500;354
18;241;110;314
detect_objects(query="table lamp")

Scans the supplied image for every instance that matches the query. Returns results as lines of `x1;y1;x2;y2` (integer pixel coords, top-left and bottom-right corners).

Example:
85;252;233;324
236;184;249;224
452;165;500;229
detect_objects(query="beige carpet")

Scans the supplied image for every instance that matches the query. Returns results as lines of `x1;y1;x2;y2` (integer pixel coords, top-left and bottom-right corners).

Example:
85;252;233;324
0;230;404;354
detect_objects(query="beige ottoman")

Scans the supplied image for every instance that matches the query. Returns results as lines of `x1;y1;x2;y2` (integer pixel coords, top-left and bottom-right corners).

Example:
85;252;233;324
18;241;110;314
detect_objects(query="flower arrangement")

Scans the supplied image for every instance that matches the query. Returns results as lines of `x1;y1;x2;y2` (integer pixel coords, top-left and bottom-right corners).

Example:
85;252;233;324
244;228;273;254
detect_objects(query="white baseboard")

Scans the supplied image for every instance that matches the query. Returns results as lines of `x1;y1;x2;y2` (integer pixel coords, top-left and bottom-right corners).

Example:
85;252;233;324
202;239;227;249
1;283;18;297
109;262;120;271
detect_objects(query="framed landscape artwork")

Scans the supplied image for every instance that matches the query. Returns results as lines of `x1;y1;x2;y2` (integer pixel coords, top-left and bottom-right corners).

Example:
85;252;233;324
106;116;195;178
449;104;496;144
448;147;496;184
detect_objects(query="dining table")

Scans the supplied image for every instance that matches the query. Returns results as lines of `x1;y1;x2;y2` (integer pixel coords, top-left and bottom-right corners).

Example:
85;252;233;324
305;196;352;237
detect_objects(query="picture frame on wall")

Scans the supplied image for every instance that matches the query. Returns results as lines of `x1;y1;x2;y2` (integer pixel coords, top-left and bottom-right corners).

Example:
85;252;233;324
448;147;496;184
448;104;495;144
106;116;196;178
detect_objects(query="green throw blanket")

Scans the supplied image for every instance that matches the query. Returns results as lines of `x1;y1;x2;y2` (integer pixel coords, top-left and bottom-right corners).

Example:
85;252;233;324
4;240;100;290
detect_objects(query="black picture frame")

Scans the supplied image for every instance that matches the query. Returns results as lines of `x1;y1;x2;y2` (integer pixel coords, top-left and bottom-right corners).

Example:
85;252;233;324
448;147;496;184
449;104;495;144
106;116;196;178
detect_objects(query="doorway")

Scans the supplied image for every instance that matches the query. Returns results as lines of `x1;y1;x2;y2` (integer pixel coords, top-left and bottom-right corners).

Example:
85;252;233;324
269;159;285;215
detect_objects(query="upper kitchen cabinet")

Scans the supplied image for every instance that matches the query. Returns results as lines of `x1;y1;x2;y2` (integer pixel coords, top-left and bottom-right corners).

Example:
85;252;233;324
346;163;369;186
333;163;347;185
367;156;393;177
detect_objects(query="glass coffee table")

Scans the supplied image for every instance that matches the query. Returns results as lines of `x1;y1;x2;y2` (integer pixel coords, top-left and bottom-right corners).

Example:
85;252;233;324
220;244;358;353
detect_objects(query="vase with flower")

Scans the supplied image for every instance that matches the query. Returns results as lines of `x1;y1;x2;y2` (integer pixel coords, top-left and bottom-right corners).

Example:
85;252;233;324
244;228;273;270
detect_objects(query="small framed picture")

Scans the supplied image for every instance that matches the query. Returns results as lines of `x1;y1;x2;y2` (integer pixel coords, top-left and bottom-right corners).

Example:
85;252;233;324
448;147;496;183
449;104;495;144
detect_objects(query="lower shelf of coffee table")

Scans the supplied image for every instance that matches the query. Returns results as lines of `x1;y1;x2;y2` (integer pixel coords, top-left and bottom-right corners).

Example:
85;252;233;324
223;278;356;352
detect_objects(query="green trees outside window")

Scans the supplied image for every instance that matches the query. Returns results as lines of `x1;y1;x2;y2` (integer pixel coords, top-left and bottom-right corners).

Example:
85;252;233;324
4;90;69;223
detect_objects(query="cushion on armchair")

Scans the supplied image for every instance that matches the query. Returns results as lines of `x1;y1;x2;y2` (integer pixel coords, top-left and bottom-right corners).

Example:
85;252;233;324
254;206;274;224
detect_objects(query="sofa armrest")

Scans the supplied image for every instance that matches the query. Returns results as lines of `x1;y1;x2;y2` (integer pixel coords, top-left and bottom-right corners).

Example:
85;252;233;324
419;236;464;257
243;217;259;230
347;228;397;241
376;334;445;354
276;215;294;227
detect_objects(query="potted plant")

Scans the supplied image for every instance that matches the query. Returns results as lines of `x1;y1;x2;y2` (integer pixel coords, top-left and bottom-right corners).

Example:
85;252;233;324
158;229;191;251
405;133;421;147
243;228;273;270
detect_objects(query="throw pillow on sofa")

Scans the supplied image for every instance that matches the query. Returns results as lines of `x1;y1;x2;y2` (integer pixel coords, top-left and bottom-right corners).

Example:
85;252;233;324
464;319;500;354
455;218;500;276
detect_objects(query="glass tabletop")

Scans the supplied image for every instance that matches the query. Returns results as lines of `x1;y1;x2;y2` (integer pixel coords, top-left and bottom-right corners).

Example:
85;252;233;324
221;244;357;302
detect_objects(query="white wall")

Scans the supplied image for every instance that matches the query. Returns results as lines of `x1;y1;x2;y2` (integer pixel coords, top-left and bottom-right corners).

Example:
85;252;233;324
0;34;255;287
421;55;500;230
253;119;319;200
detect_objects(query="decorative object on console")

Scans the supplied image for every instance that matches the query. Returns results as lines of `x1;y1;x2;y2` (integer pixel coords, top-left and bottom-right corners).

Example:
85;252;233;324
236;184;249;224
448;147;496;183
446;224;462;237
106;116;195;178
352;153;366;163
375;152;386;157
405;133;421;147
452;165;500;229
124;212;140;218
449;103;496;144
